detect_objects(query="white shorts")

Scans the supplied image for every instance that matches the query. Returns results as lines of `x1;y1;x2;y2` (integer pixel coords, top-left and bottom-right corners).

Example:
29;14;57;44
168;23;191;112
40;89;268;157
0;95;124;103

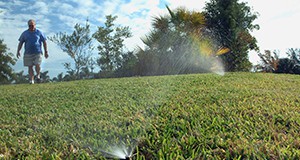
24;54;42;66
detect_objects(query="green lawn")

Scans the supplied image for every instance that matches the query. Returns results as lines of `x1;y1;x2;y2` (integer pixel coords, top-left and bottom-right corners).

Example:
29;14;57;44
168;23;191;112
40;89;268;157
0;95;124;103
1;72;299;159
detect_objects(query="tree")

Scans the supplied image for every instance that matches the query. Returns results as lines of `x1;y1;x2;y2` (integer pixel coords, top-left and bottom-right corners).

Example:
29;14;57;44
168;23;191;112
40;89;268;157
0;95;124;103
255;50;279;72
204;0;259;71
40;71;51;83
49;20;94;79
276;48;300;74
87;57;96;78
287;48;300;64
114;51;138;77
64;69;77;81
255;49;300;74
275;58;294;74
0;39;16;84
14;71;28;84
136;6;223;76
93;15;132;76
52;72;64;82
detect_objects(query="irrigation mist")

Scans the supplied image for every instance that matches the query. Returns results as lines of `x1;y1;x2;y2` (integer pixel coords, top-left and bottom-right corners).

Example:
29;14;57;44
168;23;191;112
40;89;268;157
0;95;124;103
180;32;228;76
139;30;228;76
67;32;227;159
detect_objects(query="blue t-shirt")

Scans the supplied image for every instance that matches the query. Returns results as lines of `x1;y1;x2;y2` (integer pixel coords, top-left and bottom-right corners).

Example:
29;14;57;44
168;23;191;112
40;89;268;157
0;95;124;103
18;29;46;55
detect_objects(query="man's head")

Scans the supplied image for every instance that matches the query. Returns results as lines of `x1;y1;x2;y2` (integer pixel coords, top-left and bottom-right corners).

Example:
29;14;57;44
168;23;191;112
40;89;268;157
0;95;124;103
28;19;36;31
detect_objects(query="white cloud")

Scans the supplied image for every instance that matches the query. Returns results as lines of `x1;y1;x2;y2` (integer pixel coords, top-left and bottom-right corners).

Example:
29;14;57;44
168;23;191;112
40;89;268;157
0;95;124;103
56;2;74;13
74;0;94;7
119;0;160;15
164;0;206;11
101;0;123;16
73;0;103;18
29;1;49;15
111;0;164;49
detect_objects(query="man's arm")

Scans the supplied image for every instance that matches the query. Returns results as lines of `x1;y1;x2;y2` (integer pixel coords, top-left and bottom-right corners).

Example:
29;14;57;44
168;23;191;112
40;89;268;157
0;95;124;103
17;42;23;58
43;41;48;58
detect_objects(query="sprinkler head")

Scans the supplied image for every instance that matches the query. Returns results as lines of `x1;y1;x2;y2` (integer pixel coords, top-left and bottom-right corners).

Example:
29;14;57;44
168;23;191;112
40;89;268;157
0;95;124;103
120;156;130;160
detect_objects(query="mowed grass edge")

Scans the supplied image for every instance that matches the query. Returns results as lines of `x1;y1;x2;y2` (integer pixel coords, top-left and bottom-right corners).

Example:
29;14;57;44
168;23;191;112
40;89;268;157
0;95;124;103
0;72;300;159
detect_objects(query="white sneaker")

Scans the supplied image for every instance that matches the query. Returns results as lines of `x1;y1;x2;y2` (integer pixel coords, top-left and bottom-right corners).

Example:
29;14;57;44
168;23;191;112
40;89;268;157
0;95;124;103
29;80;34;84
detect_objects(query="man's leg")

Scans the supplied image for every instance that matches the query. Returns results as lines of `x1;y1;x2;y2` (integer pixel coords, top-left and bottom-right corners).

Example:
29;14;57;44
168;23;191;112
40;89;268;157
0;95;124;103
28;66;34;84
35;64;41;79
34;54;42;83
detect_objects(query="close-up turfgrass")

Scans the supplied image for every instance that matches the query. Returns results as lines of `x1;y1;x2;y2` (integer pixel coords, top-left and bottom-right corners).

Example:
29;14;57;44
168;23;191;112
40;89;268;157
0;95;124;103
0;72;300;159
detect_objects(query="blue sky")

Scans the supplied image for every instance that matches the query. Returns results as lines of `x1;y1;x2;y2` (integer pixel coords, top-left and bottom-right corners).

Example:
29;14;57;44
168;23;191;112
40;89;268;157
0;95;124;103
1;0;300;78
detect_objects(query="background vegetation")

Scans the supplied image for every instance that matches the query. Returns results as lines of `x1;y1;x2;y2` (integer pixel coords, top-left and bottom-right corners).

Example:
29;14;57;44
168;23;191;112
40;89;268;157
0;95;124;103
1;72;300;159
0;39;16;84
204;0;260;71
255;49;300;74
0;0;264;84
1;0;299;84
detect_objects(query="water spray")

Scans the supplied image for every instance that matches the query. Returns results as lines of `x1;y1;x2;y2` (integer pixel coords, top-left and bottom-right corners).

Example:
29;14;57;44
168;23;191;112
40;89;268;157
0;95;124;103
100;145;134;160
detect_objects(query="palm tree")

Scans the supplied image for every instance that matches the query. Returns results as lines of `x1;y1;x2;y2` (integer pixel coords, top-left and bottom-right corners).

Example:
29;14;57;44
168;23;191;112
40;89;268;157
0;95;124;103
40;71;51;82
14;71;28;84
255;50;279;72
136;6;226;76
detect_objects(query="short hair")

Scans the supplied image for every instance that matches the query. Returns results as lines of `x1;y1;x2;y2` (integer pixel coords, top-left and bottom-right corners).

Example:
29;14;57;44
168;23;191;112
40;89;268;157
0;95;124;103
28;19;36;25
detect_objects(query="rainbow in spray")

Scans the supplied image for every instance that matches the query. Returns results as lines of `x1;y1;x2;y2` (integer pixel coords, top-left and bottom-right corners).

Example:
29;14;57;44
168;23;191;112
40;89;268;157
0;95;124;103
186;33;230;75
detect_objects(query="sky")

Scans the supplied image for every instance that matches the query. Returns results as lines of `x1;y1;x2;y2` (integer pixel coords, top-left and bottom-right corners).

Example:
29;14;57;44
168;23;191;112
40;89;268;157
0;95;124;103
0;0;300;78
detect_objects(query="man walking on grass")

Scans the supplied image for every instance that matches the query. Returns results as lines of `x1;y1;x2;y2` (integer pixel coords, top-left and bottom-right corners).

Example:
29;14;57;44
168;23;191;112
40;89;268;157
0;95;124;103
17;19;48;84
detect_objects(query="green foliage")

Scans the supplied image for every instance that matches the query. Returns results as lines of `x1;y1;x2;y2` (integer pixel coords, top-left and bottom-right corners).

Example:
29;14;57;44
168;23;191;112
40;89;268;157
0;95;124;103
1;73;300;159
40;71;51;83
114;51;138;77
275;58;294;74
49;20;94;79
0;39;16;84
284;48;300;74
255;50;279;72
52;72;64;82
256;49;300;74
136;6;217;76
287;48;300;64
13;71;28;84
93;15;132;74
204;0;259;71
